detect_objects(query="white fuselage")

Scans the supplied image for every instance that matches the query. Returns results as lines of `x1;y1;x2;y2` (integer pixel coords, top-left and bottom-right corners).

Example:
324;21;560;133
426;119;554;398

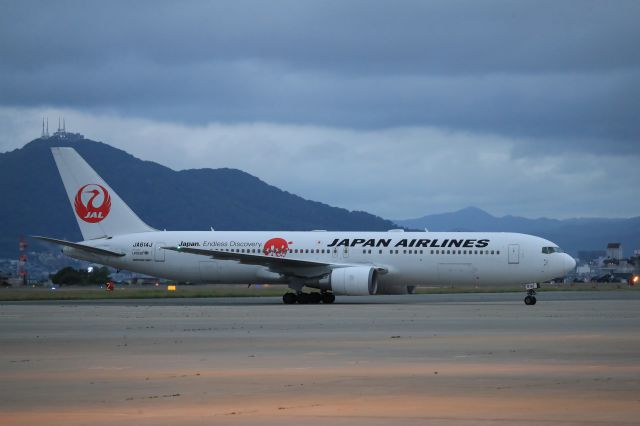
64;230;575;289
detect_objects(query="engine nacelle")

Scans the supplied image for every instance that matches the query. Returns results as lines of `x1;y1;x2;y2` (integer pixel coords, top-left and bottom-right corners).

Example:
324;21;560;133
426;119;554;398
329;266;378;295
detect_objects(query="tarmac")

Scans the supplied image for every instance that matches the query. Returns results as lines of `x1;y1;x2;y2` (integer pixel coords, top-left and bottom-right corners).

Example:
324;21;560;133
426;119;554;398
1;291;639;425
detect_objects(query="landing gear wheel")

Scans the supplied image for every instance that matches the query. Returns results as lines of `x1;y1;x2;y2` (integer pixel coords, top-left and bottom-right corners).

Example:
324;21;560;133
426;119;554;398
321;292;336;304
283;293;297;304
523;285;539;306
297;293;310;304
309;293;322;304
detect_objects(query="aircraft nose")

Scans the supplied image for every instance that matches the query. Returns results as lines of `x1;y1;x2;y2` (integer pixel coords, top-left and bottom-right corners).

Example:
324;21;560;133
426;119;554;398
564;254;576;273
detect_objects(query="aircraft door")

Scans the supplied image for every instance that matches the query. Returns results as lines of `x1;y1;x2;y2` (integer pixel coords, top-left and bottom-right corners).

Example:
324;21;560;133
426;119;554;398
342;246;349;258
508;244;520;264
155;242;166;262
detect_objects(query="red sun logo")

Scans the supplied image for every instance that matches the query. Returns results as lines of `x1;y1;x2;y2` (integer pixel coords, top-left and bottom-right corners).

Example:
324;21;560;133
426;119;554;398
74;184;112;223
263;238;291;257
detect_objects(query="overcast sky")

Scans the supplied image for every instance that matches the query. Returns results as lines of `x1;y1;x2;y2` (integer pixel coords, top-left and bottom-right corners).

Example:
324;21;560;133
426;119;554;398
1;0;638;220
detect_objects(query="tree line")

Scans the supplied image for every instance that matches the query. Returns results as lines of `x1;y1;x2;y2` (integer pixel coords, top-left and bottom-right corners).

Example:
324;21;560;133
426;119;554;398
50;266;111;286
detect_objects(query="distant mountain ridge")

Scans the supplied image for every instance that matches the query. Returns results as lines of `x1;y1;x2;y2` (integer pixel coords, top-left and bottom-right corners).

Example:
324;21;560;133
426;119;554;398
0;135;399;258
2;135;637;260
395;207;640;256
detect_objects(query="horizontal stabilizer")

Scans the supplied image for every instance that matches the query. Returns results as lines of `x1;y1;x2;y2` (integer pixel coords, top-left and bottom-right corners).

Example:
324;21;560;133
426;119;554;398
33;236;125;257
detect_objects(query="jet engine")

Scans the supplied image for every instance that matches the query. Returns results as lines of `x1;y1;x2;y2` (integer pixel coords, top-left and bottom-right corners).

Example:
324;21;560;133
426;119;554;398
328;266;378;295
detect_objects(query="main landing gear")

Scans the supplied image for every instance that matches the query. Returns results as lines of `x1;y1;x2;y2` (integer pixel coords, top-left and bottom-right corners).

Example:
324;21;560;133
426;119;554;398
524;283;539;305
282;291;335;304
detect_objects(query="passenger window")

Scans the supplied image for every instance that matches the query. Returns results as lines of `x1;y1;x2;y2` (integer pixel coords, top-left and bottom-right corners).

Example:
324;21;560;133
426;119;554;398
447;250;450;254
480;250;483;254
491;250;495;255
379;250;382;254
497;250;500;255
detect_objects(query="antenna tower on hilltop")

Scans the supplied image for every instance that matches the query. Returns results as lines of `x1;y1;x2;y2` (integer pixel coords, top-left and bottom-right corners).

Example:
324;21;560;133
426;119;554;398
41;117;50;138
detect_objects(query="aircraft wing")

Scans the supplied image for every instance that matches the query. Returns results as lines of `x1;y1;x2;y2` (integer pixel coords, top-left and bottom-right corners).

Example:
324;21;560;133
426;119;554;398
163;246;387;279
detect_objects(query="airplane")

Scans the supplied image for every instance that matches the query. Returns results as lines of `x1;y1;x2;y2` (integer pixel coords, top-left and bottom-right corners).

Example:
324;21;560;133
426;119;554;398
35;147;576;305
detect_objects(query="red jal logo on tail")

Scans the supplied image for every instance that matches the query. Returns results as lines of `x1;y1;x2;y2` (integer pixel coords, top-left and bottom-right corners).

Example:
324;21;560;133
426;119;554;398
74;184;111;223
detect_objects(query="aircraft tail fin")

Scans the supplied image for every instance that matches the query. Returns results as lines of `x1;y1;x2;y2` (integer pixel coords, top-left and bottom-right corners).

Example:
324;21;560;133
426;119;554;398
51;147;155;240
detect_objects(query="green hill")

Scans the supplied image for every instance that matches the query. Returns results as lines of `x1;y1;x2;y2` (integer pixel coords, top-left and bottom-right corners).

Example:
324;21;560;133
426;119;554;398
0;134;398;258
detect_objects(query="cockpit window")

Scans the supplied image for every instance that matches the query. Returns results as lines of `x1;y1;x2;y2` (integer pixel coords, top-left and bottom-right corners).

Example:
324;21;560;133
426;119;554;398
542;246;563;254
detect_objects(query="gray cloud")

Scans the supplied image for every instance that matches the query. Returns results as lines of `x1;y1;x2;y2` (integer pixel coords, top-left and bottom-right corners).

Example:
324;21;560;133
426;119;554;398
1;1;638;219
2;105;640;219
1;1;638;148
3;1;639;73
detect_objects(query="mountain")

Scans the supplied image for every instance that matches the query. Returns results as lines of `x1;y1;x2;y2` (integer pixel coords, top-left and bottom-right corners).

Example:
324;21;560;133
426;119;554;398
0;134;399;258
395;207;640;257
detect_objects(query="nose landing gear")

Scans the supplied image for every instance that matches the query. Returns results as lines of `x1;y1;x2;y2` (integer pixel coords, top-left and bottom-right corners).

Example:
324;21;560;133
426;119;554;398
524;283;539;305
524;292;537;305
